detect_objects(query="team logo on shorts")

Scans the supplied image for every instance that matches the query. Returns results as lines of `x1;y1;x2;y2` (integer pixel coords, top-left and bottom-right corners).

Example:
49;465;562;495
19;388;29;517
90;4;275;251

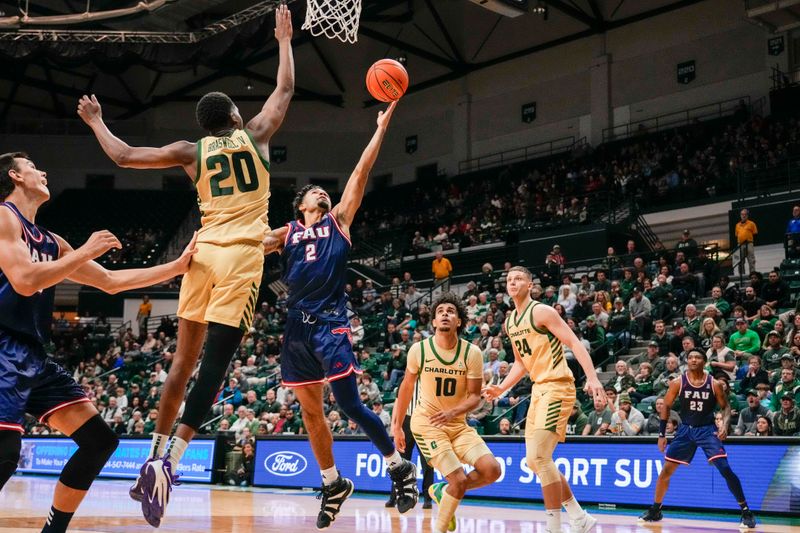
264;451;308;477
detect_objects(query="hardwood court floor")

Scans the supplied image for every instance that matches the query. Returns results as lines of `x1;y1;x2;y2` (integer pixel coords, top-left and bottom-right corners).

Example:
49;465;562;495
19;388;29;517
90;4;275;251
0;476;796;532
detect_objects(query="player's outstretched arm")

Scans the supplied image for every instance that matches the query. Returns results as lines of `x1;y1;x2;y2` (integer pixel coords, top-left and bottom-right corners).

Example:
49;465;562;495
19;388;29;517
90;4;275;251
78;95;196;172
60;232;198;294
332;101;398;230
263;226;289;255
245;3;294;149
483;344;526;401
0;209;121;296
533;303;606;402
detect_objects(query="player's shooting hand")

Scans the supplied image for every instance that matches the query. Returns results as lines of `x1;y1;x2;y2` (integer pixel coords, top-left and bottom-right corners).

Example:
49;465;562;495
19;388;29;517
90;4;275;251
429;409;455;427
377;100;398;129
79;230;122;260
174;231;199;273
392;425;406;453
274;3;292;42
657;436;667;453
77;94;102;124
482;384;503;402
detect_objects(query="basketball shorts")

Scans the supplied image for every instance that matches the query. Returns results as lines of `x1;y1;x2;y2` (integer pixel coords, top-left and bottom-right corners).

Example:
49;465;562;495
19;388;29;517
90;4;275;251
0;328;89;432
665;424;727;465
280;312;359;386
525;381;576;443
409;415;492;476
177;242;264;331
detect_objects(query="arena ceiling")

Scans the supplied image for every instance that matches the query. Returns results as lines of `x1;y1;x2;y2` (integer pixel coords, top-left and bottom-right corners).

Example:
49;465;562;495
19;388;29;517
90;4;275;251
0;0;708;120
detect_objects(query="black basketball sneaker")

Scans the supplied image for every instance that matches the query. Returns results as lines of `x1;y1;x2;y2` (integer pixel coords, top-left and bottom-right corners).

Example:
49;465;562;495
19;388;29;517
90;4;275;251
389;459;419;513
316;474;354;530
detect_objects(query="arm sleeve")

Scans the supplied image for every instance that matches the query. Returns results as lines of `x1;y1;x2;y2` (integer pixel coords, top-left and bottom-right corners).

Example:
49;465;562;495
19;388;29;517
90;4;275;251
467;345;484;379
406;343;421;374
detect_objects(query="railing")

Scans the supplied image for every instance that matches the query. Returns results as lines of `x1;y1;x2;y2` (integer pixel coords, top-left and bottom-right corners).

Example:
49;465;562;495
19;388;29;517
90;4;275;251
737;155;800;200
602;96;750;143
458;135;580;173
770;65;800;91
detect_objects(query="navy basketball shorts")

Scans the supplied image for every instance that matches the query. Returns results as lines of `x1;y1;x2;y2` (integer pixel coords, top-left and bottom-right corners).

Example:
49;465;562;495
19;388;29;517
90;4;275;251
665;424;728;465
0;328;88;433
280;313;360;387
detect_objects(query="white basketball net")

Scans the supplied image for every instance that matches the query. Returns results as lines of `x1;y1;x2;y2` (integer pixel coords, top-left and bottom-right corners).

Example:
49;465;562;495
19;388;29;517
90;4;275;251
302;0;362;44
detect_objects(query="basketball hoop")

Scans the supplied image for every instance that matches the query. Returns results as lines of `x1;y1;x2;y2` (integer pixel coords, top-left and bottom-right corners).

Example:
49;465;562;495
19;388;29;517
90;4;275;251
302;0;362;44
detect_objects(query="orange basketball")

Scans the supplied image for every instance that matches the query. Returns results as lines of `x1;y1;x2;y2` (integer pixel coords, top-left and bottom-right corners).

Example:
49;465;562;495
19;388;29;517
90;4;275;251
366;59;409;102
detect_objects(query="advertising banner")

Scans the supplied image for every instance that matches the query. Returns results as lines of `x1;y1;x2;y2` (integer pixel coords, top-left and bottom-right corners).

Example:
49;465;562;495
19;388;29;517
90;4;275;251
18;437;216;483
254;437;799;513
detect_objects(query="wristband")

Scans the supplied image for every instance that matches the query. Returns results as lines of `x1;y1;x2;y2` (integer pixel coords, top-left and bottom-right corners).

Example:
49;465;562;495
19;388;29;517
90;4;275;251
658;419;667;438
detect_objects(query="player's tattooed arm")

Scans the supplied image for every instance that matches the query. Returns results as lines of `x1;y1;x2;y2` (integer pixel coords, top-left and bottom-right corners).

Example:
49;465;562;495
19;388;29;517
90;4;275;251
0;209;120;296
246;4;294;150
57;232;198;294
263;226;289;255
712;378;730;440
78;95;196;173
332;101;398;231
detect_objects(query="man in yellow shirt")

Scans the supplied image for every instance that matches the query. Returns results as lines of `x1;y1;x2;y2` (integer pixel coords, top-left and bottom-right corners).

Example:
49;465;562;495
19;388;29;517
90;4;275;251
136;295;152;337
432;251;453;291
735;208;758;276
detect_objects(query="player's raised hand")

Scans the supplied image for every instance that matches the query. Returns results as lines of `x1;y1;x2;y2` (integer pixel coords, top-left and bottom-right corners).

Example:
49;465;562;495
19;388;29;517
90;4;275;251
274;3;292;42
79;230;122;260
377;100;398;129
77;94;102;125
482;384;503;402
173;231;199;274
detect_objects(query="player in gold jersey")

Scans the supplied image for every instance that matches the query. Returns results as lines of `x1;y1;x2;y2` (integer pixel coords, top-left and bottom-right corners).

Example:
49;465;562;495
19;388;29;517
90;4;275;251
484;266;606;533
392;293;501;533
77;5;294;526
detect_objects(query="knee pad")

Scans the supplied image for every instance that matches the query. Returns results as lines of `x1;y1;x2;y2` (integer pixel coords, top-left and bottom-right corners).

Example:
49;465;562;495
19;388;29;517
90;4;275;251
526;430;560;486
60;415;119;490
0;430;22;490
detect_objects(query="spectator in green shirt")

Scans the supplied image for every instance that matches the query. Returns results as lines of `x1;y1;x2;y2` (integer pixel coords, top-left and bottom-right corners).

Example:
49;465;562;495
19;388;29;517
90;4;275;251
771;368;800;411
709;286;731;319
751;305;778;341
728;318;762;360
582;397;612;435
566;404;588;435
763;332;790;371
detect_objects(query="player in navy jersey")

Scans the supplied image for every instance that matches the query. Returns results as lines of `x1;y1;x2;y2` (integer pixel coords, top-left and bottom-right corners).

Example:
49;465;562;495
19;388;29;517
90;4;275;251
0;152;197;533
639;348;756;529
263;101;418;529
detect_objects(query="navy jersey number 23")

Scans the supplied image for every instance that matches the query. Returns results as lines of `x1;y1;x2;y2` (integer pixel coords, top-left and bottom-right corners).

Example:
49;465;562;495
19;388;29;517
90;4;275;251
281;212;351;319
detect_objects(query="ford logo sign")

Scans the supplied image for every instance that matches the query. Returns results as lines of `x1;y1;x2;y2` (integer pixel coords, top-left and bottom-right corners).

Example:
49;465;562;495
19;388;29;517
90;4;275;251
264;451;308;477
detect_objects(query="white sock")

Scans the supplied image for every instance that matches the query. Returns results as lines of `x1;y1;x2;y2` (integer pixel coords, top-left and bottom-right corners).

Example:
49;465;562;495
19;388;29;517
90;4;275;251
149;432;169;459
545;509;561;532
321;466;339;486
384;450;403;470
166;437;189;467
562;496;585;520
